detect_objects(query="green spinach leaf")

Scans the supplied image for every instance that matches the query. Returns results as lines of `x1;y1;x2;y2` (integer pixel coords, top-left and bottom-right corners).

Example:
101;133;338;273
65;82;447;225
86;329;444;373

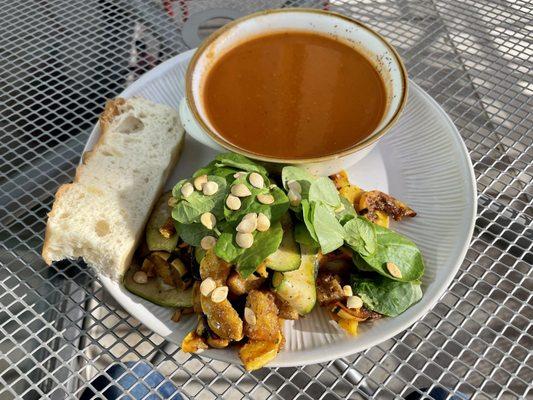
336;196;357;225
236;221;284;277
309;177;341;208
281;166;315;198
212;153;267;175
344;216;377;256
351;274;423;316
313;203;345;254
171;175;226;223
353;224;424;282
214;232;244;262
301;199;318;241
294;222;320;249
175;222;211;247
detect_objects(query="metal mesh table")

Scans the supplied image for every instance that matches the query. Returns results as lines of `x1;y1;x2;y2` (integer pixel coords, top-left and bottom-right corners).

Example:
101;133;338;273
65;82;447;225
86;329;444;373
0;0;531;398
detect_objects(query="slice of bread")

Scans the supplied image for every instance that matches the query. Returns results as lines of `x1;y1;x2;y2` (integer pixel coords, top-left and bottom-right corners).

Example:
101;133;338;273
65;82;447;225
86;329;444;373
42;97;184;281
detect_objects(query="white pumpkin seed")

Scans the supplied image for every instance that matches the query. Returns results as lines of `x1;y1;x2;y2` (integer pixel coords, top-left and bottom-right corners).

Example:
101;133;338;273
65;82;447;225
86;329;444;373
236;232;254;248
202;181;219;196
287;180;302;193
342;285;353;297
231;183;252;197
200;277;216;297
200;235;217;250
193;174;208;190
133;270;148;284
226;194;241;210
180;182;194;198
257;193;274;204
211;286;229;303
288;189;302;206
386;262;402;278
233;171;247;179
249;172;264;189
236;214;257;233
200;212;216;229
244;307;257;325
256;213;270;232
347;295;363;310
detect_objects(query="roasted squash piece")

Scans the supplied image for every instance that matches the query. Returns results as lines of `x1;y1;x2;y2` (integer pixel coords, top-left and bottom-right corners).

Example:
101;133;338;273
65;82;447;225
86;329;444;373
181;331;208;353
244;290;280;342
200;249;231;285
227;271;265;296
339;185;365;207
330;170;350;189
201;295;243;341
358;190;416;225
337;318;359;336
239;331;283;371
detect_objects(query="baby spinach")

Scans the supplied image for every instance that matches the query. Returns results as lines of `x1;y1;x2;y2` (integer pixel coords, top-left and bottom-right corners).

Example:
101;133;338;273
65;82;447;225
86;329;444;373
294;222;319;249
171;175;227;224
309;177;341;208
353;224;424;282
212;152;267;175
312;202;345;254
281;166;314;199
301;199;318;241
344;216;377;256
351;274;422;316
336;196;357;225
213;222;284;277
236;221;283;277
175;222;211;247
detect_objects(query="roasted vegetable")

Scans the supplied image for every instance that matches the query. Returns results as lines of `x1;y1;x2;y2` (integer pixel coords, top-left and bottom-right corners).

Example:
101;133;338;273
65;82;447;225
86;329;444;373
358;190;416;226
244;290;280;342
146;192;179;252
201;295;243;341
239;331;283;371
227;271;265;296
200;249;231;285
181;331;208;353
316;272;345;306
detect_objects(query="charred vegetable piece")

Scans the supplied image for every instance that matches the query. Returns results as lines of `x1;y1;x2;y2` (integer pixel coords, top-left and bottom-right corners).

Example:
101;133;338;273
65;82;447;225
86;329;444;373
316;272;345;306
358;190;416;225
201;295;243;341
227;271;265;296
146;192;179;252
244;290;280;342
200;249;231;285
181;331;208;353
239;331;283;371
123;264;193;308
275;296;299;320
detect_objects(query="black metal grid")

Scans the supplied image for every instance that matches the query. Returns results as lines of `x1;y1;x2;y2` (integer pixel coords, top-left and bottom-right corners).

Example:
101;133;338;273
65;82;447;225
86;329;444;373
0;0;531;399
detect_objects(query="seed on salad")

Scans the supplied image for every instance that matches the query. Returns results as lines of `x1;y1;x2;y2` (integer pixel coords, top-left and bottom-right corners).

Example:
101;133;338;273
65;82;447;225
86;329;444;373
236;232;254;248
211;286;229;303
257;193;274;205
180;182;194;198
256;213;270;232
200;235;217;250
226;194;241;210
194;174;208;190
343;285;353;297
249;172;264;188
200;212;216;229
200;277;216;297
269;184;277;189
386;262;402;279
347;295;363;310
236;215;257;233
288;189;302;206
231;183;252;197
133;270;148;284
287;180;302;193
202;181;219;196
233;171;247;179
244;307;257;325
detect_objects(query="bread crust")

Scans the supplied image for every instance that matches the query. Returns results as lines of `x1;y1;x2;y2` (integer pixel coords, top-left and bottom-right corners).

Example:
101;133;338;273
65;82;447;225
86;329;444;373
42;98;183;278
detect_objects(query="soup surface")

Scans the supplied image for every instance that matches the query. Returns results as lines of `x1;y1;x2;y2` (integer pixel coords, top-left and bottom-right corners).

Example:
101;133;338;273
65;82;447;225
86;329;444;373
203;31;386;159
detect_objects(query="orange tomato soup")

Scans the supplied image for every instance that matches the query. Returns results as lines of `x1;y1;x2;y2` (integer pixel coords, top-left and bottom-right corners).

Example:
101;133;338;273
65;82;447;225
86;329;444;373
203;31;386;159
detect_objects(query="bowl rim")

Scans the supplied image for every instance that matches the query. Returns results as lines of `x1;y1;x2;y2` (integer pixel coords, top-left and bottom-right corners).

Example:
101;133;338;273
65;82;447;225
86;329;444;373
185;7;409;164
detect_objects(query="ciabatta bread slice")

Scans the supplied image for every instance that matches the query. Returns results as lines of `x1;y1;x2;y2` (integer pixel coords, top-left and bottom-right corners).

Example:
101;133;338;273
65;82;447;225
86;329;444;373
42;97;184;281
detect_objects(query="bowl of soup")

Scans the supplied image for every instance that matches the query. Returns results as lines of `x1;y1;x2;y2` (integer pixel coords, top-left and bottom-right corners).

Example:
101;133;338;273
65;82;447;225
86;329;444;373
179;8;408;175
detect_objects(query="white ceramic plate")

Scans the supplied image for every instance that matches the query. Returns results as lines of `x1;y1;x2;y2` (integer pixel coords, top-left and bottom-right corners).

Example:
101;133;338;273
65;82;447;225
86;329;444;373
89;49;476;367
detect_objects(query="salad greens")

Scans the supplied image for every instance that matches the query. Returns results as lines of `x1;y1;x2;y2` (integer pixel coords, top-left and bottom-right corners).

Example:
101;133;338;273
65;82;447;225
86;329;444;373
169;152;424;314
351;274;423;317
